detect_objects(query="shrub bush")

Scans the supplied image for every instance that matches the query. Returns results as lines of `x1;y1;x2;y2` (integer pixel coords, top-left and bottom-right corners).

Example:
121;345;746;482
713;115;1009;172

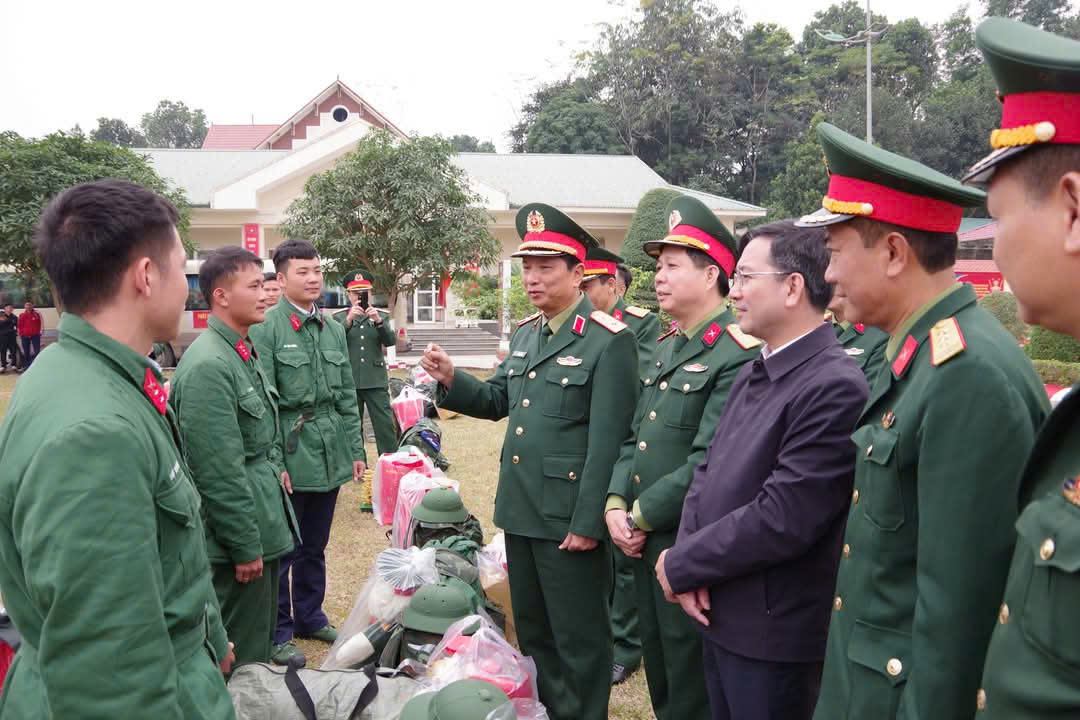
978;291;1027;343
1032;360;1080;388
622;188;682;270
1027;326;1080;363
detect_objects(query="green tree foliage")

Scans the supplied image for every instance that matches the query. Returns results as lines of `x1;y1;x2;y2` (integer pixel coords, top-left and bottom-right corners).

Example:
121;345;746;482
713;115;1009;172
977;291;1027;343
91;117;147;148
763;115;831;220
280;131;500;314
0;132;189;305
1027;326;1080;363
449;135;496;153
621;188;683;270
524;81;623;154
141;100;208;148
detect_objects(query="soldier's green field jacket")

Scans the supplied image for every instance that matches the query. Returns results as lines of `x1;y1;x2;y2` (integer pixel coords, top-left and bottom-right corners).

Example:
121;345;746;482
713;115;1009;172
977;382;1080;717
0;314;234;720
250;297;366;492
834;321;888;385
332;308;396;389
170;314;297;565
814;284;1049;720
612;297;661;376
440;294;638;541
608;307;758;534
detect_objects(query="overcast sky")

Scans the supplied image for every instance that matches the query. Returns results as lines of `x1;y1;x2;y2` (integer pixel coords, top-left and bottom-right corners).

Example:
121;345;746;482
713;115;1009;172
0;0;1055;151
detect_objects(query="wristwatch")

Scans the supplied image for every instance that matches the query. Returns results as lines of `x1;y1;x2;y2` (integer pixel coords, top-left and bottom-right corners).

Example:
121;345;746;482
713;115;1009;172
625;513;638;532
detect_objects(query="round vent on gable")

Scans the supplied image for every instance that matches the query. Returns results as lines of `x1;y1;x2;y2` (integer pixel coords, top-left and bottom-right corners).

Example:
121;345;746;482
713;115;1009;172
331;106;349;123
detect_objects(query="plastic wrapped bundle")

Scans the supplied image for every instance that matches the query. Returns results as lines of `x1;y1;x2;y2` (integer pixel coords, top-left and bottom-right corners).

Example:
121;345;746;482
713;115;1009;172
391;472;459;549
371;449;434;526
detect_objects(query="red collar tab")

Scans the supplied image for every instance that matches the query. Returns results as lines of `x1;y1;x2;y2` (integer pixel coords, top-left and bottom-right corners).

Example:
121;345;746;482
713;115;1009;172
235;339;251;362
143;368;167;415
892;335;919;378
854;323;866;334
995;92;1080;148
584;259;617;277
518;231;587;262
613;308;623;321
825;175;965;234
702;322;723;347
667;224;736;276
571;314;587;336
289;313;302;332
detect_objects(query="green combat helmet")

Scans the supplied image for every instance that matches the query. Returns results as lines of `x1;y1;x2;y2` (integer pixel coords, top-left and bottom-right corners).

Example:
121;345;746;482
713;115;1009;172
409;489;484;549
382;582;475;665
399;678;516;720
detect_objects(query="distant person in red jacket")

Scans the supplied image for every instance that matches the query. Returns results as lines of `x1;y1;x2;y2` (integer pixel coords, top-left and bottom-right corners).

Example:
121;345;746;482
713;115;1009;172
17;302;42;370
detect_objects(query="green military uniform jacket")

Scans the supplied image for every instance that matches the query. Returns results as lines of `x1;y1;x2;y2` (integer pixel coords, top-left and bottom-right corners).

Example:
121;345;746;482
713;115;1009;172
834;321;888;384
977;383;1080;717
332;308;396;389
441;294;639;541
0;314;234;719
609;307;758;533
815;285;1049;720
170;315;297;565
250;297;366;492
612;297;661;376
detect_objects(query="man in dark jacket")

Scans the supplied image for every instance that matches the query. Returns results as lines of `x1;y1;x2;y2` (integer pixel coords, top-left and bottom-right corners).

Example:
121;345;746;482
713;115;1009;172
0;305;18;372
655;220;869;720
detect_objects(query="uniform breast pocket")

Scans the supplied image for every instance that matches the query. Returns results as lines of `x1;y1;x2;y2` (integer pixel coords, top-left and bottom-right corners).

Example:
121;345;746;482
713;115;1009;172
664;372;711;429
1015;491;1080;668
504;359;528;407
852;425;905;532
542;367;590;420
321;348;348;389
845;620;910;719
237;391;268;447
154;468;206;585
276;351;312;403
542;454;585;521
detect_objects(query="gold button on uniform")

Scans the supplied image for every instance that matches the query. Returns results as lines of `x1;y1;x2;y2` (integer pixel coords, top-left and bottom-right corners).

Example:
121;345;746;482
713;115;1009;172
638;441;647;451
683;383;690;392
977;688;987;711
843;543;850;558
649;411;657;420
852;489;860;504
512;455;520;464
522;399;530;407
561;377;568;385
528;371;536;379
644;378;653;385
886;658;902;676
659;381;668;390
568;472;576;480
633;474;641;484
833;596;843;610
515;427;524;436
1041;537;1056;560
998;603;1009;625
508;368;515;376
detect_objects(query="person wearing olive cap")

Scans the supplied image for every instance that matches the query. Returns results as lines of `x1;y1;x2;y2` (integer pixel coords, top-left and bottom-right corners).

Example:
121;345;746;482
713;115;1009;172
800;123;1049;720
961;19;1080;718
421;203;638;720
400;679;516;720
605;195;761;718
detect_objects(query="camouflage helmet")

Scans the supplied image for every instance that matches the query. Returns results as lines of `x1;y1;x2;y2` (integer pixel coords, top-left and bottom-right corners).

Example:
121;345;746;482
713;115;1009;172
411;488;469;524
402;583;472;635
399;679;515;720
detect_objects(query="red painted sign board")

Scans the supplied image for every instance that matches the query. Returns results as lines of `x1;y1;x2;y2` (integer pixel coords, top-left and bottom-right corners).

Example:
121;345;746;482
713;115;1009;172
955;271;1005;299
193;310;210;329
243;223;260;255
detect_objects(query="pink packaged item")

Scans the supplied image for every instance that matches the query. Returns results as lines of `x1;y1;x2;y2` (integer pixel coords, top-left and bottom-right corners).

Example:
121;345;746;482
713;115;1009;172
391;386;427;432
372;449;434;526
391;471;459;549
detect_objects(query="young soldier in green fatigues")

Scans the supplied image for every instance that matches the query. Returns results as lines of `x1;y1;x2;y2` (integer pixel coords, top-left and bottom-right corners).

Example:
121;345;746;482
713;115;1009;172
800;124;1050;719
828;295;888;384
606;195;759;720
422;203;638;720
170;247;299;668
251;239;367;665
0;180;235;719
581;245;660;684
333;269;397;456
962;19;1080;717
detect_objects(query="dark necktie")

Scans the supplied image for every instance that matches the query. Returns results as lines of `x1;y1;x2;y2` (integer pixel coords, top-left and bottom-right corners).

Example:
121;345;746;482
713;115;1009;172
673;333;688;353
541;324;553;347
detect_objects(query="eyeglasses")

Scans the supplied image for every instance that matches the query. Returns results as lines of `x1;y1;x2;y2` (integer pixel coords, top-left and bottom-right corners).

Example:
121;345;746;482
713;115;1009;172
731;270;792;287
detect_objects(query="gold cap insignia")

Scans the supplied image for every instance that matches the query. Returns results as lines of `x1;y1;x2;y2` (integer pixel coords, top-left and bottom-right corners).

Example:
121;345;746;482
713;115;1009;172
526;210;545;234
668;209;682;232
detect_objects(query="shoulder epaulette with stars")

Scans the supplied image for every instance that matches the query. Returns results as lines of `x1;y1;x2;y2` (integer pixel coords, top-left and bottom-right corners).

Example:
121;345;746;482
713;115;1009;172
517;311;542;327
624;305;650;319
657;325;679;343
929;317;966;367
726;323;762;350
590;310;627;334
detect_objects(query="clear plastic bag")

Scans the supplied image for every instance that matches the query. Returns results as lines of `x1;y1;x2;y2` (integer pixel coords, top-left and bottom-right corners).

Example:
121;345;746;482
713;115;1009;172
371;449;433;526
423;615;539;703
322;547;439;670
477;532;508;586
391;471;460;549
391;386;427;433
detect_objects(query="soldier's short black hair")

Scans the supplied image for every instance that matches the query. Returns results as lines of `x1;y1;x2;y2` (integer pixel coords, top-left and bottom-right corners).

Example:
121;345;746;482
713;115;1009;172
199;247;263;309
263;271;279;283
849;217;956;274
684;247;731;298
742;220;833;311
616;264;632;292
34;180;180;314
1004;144;1080;202
272;239;319;275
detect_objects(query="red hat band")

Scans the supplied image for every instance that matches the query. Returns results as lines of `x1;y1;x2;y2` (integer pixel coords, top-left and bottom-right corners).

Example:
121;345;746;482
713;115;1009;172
347;279;373;291
991;92;1080;149
666;224;735;276
823;175;964;234
584;259;617;277
518;230;586;261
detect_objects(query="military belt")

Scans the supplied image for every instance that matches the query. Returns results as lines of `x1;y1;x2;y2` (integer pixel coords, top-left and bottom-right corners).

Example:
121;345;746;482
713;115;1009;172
285;405;336;455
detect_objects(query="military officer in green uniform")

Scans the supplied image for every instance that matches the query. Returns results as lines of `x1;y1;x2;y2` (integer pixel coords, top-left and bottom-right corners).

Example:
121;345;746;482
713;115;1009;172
828;296;888;383
251;239;367;665
580;245;659;683
0;180;235;718
421;203;638;720
333;269;397;456
170;246;299;667
961;19;1080;717
798;124;1050;719
605;195;758;720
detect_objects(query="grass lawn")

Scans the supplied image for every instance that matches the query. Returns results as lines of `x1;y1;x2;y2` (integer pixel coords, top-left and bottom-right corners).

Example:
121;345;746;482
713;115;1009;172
0;369;656;719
